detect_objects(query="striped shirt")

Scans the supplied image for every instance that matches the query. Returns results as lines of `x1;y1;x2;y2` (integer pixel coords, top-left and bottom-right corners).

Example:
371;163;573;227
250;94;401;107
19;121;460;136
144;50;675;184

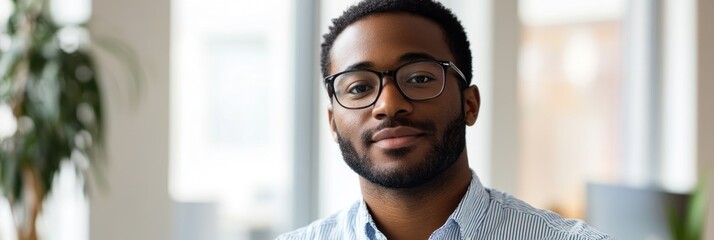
277;171;611;240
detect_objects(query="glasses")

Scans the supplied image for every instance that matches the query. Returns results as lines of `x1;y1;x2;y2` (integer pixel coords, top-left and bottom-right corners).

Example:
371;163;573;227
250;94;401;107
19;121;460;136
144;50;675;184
324;60;467;109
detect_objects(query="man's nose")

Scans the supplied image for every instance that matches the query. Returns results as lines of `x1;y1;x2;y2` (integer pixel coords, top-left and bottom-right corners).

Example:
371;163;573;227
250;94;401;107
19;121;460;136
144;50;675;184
371;77;413;119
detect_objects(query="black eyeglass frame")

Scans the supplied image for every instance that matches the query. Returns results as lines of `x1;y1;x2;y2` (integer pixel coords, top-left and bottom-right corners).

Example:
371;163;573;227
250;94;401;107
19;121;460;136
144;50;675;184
323;60;468;109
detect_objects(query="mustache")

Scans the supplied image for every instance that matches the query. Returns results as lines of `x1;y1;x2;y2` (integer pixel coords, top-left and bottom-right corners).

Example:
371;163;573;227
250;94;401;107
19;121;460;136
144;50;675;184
360;118;437;145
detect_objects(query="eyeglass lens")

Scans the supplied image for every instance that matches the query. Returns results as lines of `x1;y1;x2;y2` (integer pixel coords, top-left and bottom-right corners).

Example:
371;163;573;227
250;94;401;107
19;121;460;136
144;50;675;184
333;61;445;108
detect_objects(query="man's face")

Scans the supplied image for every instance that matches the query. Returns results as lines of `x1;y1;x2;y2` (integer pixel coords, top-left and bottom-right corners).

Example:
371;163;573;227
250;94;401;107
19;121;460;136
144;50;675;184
327;13;478;189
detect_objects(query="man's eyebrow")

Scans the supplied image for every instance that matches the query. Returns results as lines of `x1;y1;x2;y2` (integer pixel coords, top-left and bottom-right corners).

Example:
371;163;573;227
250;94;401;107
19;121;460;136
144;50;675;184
341;52;437;72
398;52;437;63
344;61;375;71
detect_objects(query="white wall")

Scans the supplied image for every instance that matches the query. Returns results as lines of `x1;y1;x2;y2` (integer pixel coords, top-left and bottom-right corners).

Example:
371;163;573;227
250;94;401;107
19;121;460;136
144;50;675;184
484;0;520;194
88;0;172;239
698;0;714;238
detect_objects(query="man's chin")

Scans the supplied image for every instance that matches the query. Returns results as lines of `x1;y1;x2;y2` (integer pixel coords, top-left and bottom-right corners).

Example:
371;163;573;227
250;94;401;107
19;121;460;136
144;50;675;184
363;167;437;189
361;157;442;189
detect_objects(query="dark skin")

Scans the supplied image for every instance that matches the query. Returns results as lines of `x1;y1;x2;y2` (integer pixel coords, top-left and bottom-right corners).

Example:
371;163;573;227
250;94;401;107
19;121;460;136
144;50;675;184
327;13;481;240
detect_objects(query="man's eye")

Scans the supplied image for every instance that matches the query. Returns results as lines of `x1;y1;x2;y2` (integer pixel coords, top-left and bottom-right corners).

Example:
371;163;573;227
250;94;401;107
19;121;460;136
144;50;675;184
407;75;433;83
347;84;374;94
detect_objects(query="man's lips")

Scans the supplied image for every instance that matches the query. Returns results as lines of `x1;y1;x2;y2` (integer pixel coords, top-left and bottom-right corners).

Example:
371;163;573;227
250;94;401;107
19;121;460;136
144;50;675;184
370;126;425;149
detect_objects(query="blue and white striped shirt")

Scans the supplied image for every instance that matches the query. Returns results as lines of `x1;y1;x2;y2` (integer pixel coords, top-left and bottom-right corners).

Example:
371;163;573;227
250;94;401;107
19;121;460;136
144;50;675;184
277;171;611;239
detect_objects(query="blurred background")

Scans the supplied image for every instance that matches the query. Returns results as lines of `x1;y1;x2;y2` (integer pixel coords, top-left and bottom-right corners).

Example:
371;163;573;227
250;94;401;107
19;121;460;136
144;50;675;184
0;0;712;239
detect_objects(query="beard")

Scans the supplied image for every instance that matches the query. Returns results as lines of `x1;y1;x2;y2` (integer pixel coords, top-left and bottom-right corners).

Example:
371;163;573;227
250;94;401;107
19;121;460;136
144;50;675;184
336;111;466;189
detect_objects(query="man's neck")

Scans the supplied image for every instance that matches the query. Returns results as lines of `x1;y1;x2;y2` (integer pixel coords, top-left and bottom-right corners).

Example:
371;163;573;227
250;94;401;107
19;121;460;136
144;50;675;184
360;155;472;240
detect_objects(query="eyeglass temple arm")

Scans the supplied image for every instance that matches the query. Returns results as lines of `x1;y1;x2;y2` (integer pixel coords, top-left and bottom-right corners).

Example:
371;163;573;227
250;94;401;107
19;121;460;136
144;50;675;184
447;62;468;84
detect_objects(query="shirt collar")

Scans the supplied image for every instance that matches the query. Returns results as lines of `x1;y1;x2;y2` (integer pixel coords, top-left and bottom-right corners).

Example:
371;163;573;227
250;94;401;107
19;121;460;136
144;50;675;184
448;171;490;238
356;170;491;239
356;198;378;239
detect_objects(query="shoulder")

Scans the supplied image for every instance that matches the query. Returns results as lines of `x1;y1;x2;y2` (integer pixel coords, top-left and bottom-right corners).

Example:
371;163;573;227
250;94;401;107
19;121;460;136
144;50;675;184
482;188;612;240
275;201;361;240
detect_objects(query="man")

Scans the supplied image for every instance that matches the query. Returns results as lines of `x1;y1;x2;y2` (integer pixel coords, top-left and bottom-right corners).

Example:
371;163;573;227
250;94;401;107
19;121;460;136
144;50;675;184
279;0;611;239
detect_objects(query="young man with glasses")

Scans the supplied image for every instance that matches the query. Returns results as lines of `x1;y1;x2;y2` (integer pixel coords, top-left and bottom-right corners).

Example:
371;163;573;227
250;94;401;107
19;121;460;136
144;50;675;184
279;0;610;239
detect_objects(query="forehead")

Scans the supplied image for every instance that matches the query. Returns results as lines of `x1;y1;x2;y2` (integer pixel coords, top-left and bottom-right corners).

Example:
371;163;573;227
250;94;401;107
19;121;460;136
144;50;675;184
329;13;454;74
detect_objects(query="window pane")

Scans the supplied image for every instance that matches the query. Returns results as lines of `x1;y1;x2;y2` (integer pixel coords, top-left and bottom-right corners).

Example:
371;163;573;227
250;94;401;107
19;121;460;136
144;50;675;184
518;0;625;218
171;0;294;239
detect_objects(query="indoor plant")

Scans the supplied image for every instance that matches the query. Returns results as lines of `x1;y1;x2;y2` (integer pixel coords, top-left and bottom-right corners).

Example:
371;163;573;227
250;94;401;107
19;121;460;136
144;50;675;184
669;179;709;240
0;0;107;239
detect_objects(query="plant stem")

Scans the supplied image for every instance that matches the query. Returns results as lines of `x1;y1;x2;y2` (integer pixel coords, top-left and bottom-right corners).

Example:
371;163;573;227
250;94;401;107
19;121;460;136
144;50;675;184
16;167;42;240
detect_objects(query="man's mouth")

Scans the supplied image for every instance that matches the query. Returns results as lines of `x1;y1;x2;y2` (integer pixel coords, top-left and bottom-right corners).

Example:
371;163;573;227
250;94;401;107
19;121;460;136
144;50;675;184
370;126;425;149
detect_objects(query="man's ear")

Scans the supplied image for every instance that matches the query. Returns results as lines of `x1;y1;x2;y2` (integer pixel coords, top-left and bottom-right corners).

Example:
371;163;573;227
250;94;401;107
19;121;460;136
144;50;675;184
328;105;338;142
463;85;481;126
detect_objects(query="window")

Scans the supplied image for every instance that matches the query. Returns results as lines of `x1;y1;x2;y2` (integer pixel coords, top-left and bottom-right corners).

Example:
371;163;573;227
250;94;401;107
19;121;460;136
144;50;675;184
171;0;294;239
518;0;626;218
517;0;697;219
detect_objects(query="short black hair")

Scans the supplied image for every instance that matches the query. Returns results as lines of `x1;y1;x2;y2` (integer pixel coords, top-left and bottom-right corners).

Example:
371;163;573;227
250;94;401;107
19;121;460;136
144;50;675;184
321;0;472;86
